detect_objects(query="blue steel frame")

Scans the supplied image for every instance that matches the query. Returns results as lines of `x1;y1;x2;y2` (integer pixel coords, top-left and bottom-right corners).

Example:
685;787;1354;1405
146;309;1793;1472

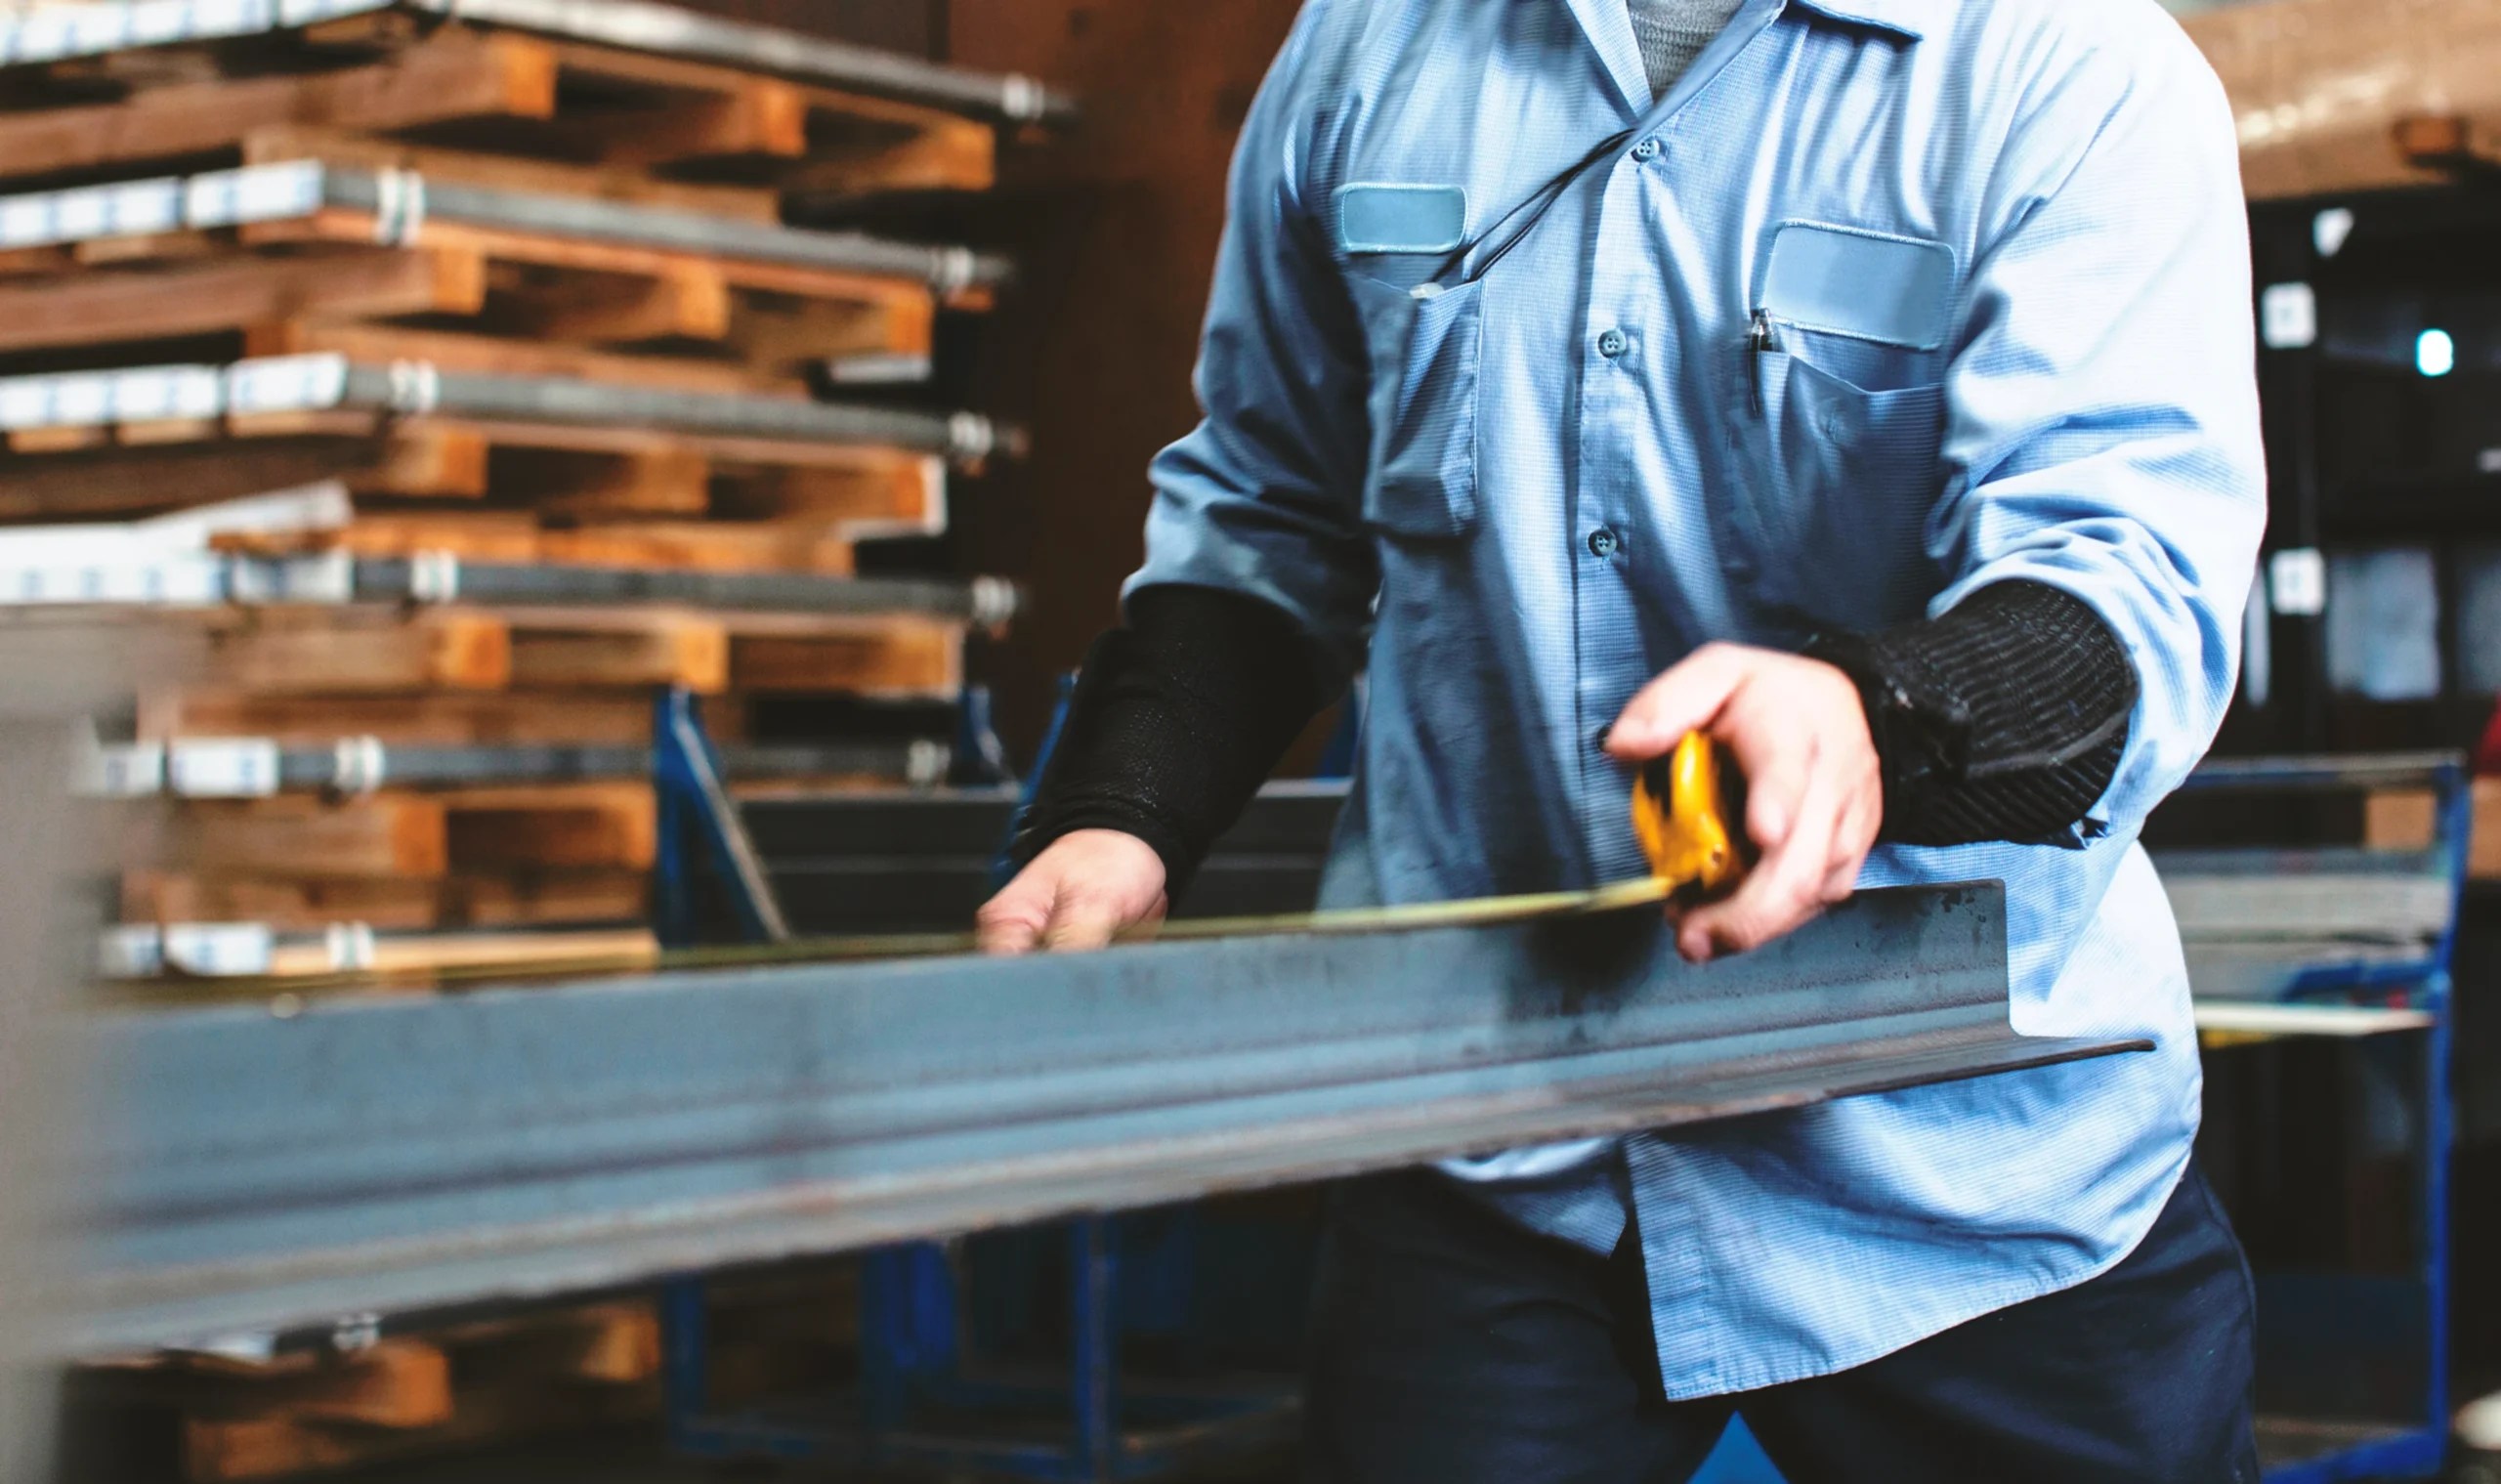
2183;756;2470;1484
655;679;1297;1482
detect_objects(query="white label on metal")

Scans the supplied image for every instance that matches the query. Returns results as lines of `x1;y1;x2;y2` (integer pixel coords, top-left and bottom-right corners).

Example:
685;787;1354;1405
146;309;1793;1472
164;923;277;978
53;373;111;427
169;739;283;798
227;355;351;416
325;923;378;973
2260;283;2317;351
99;926;166;980
2269;548;2329;617
85;742;168;799
56;187;110;241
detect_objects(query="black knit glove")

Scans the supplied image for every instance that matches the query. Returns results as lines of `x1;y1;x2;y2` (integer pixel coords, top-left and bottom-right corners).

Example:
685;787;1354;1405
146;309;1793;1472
1805;581;2139;848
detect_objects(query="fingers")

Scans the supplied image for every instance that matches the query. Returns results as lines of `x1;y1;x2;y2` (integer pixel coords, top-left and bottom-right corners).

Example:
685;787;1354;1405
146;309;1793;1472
1679;748;1844;963
975;875;1056;956
975;830;1172;956
1606;644;1748;762
1041;885;1137;953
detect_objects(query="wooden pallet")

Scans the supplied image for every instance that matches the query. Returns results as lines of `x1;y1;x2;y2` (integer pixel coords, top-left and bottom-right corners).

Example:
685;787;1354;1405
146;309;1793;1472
185;607;966;699
217;512;862;577
67;1300;661;1483
2366;778;2501;879
0;225;958;395
149;781;662;878
0;412;948;532
126;868;654;935
0;20;999;199
139;689;699;748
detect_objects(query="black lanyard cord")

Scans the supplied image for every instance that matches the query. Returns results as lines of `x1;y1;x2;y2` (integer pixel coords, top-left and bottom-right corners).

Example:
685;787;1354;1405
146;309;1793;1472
1428;128;1638;289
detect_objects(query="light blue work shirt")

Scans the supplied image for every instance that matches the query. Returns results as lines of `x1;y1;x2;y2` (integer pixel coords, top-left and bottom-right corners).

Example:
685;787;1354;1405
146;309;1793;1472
1131;0;2266;1398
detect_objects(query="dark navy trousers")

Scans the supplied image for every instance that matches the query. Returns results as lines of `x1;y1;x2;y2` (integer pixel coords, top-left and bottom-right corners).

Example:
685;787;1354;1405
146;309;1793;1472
1305;1163;2259;1483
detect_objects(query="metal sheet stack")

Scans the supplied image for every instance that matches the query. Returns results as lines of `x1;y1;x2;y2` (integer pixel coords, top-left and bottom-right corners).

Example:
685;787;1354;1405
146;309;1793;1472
0;0;1063;981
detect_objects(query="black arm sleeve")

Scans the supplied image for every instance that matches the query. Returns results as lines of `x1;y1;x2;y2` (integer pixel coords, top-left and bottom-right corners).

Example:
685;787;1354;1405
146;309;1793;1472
1804;580;2139;848
1009;584;1330;901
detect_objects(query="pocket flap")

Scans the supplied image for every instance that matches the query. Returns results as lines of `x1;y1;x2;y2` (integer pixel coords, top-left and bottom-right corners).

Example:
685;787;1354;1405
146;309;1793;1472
1762;223;1956;350
1337;183;1469;255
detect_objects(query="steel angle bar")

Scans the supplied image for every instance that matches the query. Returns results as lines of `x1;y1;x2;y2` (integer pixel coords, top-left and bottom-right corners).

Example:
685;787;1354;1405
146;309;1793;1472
297;555;1023;624
323;362;1003;465
0;0;1077;128
402;0;1080;126
86;738;953;797
56;882;2146;1353
0;0;392;68
325;171;1016;294
0;357;1019;468
0;164;1015;295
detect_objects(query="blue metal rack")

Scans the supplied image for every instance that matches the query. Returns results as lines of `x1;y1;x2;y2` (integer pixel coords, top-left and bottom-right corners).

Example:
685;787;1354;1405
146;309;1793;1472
2166;754;2472;1483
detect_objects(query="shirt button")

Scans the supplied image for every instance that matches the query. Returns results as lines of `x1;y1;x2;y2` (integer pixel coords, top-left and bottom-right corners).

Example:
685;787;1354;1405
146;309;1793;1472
1632;137;1663;162
1587;528;1621;559
1598;328;1629;359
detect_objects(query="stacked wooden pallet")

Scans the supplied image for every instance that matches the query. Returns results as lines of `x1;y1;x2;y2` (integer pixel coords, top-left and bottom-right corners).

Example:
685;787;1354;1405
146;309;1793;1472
0;0;1061;981
58;1266;857;1482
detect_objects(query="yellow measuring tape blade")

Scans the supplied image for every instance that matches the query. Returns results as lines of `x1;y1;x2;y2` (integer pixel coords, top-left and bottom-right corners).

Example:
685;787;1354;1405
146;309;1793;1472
106;877;1682;1006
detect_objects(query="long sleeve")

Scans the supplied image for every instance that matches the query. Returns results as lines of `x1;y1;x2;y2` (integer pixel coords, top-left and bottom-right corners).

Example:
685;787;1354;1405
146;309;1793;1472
1922;21;2266;835
1124;0;1378;691
1011;585;1329;901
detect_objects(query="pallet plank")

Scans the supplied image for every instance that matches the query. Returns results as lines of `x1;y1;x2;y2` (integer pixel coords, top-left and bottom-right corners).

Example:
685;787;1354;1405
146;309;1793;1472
126;869;654;935
204;612;513;695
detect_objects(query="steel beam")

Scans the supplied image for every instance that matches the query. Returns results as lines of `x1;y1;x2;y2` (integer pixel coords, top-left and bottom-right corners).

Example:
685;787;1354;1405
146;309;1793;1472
55;881;2144;1354
0;164;1015;295
0;0;1077;126
0;356;1015;469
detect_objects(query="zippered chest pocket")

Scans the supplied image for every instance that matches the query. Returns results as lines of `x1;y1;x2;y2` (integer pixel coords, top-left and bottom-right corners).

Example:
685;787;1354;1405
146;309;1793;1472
1348;274;1484;541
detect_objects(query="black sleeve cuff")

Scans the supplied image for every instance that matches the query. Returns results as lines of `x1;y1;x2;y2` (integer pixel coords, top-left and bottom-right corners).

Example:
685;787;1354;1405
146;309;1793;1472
1805;581;2139;849
1010;585;1332;901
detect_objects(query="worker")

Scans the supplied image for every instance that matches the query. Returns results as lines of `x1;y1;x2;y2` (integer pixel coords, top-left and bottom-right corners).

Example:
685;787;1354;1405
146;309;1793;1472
981;0;2267;1478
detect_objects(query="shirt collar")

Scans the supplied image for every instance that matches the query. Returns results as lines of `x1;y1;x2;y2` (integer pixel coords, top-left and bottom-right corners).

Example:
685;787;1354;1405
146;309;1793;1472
1783;0;1941;42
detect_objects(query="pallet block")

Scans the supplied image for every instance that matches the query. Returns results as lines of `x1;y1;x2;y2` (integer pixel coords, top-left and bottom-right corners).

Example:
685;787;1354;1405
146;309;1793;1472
153;781;657;879
71;1300;662;1483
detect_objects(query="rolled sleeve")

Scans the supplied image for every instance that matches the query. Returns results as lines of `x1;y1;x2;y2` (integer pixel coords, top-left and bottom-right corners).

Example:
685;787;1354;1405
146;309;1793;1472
1931;20;2268;827
1127;2;1378;690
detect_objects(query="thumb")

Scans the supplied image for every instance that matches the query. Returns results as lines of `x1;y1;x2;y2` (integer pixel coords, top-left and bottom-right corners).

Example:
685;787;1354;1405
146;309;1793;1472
1607;645;1749;760
975;873;1057;956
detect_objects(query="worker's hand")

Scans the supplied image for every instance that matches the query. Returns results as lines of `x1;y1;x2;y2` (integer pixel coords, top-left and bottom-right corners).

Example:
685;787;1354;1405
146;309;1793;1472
1608;644;1883;964
976;828;1171;955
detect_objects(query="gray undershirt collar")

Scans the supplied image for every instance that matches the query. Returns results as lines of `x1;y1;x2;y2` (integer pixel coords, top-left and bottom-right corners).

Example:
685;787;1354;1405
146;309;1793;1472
1625;0;1747;98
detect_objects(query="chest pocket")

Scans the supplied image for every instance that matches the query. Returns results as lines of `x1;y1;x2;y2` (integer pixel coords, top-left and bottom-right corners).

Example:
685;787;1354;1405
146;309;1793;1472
1349;274;1483;540
1746;223;1956;627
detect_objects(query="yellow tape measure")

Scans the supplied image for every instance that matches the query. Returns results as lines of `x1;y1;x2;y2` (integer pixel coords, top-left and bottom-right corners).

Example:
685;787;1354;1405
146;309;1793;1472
1632;732;1754;903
